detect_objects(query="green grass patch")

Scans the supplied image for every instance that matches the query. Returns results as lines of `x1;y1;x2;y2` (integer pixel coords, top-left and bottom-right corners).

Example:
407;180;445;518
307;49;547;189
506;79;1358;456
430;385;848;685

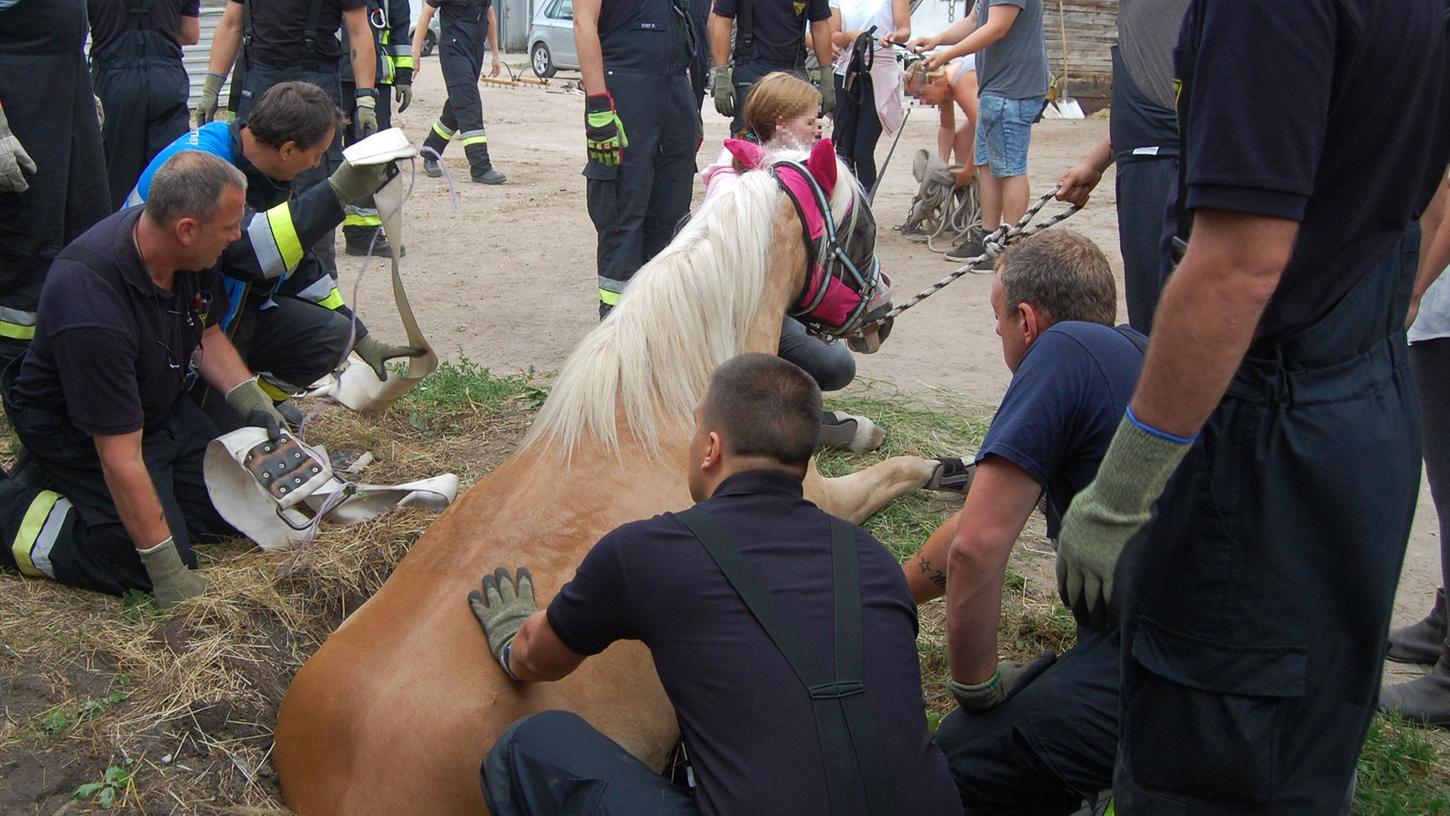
396;356;546;421
1356;713;1450;815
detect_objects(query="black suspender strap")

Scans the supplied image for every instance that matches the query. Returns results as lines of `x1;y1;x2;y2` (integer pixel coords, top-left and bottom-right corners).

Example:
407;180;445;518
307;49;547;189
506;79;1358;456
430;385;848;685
674;507;899;816
125;0;159;30
1169;1;1206;264
1114;324;1148;355
229;0;254;114
736;0;755;63
303;0;327;56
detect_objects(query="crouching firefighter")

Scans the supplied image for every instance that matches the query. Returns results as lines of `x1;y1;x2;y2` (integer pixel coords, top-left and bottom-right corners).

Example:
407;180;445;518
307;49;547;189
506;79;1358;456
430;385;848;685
0;152;283;607
340;0;413;257
127;82;424;418
472;354;959;816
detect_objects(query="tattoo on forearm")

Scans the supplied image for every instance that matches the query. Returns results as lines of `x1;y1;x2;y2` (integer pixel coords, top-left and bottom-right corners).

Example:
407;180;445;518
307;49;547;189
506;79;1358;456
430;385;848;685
918;557;946;590
351;49;358;61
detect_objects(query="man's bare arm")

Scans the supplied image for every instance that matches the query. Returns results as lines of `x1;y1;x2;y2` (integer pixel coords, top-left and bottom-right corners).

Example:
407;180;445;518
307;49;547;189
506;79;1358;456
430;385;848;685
94;431;172;552
195;324;255;394
206;1;244;76
508;610;587;681
709;12;734;67
343;7;377;91
573;0;609;95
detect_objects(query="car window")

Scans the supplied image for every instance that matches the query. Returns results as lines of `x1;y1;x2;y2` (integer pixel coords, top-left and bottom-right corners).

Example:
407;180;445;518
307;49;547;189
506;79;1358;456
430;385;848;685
558;0;572;20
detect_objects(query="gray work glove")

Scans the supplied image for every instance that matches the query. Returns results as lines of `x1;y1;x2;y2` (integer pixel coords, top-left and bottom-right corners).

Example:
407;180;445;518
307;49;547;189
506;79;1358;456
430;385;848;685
818;71;836;115
327;158;391;206
353;334;427;381
394;80;413;113
0;103;37;193
948;653;1057;712
354;92;379;139
94;95;105;129
191;72;225;129
224;377;289;440
1056;413;1192;629
468;567;537;679
711;65;735;119
139;536;208;609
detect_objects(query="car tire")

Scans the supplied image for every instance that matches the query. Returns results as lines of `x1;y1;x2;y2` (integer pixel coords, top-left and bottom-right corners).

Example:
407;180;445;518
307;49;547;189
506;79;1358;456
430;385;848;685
423;29;438;57
531;42;556;79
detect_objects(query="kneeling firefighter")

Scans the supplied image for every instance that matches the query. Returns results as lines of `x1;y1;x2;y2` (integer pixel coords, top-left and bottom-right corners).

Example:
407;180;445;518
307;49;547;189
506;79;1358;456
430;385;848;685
340;0;413;257
126;82;423;419
414;0;506;184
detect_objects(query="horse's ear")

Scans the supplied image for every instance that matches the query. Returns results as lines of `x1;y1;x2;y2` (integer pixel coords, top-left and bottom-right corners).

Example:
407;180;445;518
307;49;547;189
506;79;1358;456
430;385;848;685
725;138;766;170
807;139;838;196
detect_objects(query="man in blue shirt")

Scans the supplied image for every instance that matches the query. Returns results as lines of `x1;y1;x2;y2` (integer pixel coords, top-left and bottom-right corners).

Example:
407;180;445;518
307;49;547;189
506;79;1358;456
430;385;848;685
908;230;1142;814
470;353;960;816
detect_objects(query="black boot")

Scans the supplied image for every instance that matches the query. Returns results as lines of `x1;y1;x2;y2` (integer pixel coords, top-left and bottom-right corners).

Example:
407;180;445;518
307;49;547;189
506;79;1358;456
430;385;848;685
1388;588;1447;664
465;142;507;185
1379;646;1450;728
343;226;405;258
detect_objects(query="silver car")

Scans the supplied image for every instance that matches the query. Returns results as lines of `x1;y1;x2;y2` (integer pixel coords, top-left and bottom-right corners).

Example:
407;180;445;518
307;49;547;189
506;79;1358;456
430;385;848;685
527;0;578;78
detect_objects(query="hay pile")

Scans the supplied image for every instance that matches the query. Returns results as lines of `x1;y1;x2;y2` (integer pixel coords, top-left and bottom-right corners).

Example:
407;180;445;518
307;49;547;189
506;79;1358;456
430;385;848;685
0;384;535;814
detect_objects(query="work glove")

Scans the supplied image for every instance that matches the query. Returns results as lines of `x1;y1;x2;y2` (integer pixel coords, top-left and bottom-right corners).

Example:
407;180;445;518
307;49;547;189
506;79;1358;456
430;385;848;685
394;69;413;113
818;71;836;115
711;64;735;118
192;72;225;129
94;95;105;129
225;377;289;441
353;334;427;381
1056;410;1193;629
139;536;208;609
0;103;36;194
327;158;391;206
585;93;628;166
948;653;1057;712
468;567;537;679
354;91;379;139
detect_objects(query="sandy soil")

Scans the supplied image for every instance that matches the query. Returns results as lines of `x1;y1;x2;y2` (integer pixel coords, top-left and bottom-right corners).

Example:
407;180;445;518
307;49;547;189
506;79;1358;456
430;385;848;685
345;58;1442;631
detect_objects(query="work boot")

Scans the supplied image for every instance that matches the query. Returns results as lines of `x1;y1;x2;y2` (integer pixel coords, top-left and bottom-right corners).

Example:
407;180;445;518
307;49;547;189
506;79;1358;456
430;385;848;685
343;227;406;258
423;157;442;178
944;227;986;262
926;456;976;493
1379;648;1450;728
1388;588;1447;664
471;167;507;185
816;411;884;453
465;142;506;184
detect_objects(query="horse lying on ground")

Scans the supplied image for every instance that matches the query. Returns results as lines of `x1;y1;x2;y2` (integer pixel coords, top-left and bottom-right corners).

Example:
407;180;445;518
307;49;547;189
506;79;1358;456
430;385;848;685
273;141;940;814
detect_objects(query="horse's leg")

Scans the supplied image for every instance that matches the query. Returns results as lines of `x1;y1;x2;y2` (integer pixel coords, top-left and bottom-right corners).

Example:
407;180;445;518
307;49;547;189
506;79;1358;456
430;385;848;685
806;455;937;525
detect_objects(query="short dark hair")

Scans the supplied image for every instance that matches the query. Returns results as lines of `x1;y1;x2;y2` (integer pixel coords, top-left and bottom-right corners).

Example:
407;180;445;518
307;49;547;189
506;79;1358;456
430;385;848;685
701;353;822;467
144;151;246;227
245;81;344;150
998;230;1117;326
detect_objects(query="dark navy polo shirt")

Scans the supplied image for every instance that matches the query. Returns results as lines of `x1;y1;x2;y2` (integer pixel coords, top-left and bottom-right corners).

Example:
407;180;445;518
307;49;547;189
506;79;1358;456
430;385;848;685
1170;0;1450;343
976;322;1144;539
10;208;225;435
547;469;960;816
87;0;200;57
711;0;831;65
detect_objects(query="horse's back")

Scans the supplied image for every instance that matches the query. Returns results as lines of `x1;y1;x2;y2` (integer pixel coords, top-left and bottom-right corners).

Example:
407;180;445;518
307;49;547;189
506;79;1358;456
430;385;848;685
274;451;684;815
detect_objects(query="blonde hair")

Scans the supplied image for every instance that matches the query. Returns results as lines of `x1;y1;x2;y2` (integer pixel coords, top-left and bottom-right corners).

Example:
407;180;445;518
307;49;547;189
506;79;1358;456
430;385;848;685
738;72;820;143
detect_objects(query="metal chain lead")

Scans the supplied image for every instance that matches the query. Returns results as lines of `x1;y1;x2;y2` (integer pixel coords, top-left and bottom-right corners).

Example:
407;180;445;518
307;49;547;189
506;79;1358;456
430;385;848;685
871;188;1082;325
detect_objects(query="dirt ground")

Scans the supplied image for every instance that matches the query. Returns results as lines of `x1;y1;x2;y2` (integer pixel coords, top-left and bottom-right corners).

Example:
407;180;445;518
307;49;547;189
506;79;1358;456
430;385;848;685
354;58;1442;631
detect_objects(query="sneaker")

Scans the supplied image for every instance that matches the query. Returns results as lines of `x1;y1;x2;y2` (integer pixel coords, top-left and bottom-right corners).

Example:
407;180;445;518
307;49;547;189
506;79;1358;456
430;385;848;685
344;232;406;258
925;456;976;492
969;253;998;274
471;167;507;185
944;228;986;262
423;157;442;178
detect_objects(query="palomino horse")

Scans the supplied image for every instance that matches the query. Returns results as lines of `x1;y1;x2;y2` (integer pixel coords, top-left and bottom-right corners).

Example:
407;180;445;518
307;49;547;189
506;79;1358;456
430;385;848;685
272;141;938;814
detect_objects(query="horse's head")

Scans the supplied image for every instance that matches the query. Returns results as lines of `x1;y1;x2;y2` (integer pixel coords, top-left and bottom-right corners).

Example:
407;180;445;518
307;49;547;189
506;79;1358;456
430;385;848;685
726;138;894;353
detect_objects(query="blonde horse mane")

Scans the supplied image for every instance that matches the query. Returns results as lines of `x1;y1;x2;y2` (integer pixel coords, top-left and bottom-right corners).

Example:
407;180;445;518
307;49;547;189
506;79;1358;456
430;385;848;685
523;150;859;460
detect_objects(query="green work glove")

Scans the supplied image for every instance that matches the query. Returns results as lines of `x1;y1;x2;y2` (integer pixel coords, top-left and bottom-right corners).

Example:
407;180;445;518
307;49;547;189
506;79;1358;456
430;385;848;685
353;334;427;381
225;377;289;440
0;102;36;194
1056;410;1193;629
818;71;836;115
394;75;413;113
354;91;379;139
948;653;1058;711
711;64;735;118
585;93;628;166
139;536;208;609
327;157;391;206
468;567;537;679
192;71;225;129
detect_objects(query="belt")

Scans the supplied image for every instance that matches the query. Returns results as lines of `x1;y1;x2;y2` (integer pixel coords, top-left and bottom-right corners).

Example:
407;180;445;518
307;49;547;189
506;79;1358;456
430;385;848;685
1226;328;1405;408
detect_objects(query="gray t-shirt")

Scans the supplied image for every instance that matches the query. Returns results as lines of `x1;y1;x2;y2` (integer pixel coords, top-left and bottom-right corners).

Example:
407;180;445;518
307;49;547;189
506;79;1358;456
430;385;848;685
1117;0;1188;111
1410;269;1450;343
976;0;1048;99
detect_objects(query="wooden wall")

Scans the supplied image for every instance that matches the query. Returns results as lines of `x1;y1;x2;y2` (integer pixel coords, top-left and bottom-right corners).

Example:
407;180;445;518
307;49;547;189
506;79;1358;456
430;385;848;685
1043;0;1117;112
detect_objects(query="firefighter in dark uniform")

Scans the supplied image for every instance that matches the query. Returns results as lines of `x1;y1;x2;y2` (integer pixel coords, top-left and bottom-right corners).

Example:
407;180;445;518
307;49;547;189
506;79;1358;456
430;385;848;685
339;0;413;256
0;0;111;372
574;0;699;317
1054;1;1450;812
708;0;835;136
87;0;201;213
413;0;506;184
192;0;379;280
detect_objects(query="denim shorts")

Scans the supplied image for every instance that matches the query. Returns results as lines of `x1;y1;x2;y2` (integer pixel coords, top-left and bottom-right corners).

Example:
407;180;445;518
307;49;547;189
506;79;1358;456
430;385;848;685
974;94;1044;177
